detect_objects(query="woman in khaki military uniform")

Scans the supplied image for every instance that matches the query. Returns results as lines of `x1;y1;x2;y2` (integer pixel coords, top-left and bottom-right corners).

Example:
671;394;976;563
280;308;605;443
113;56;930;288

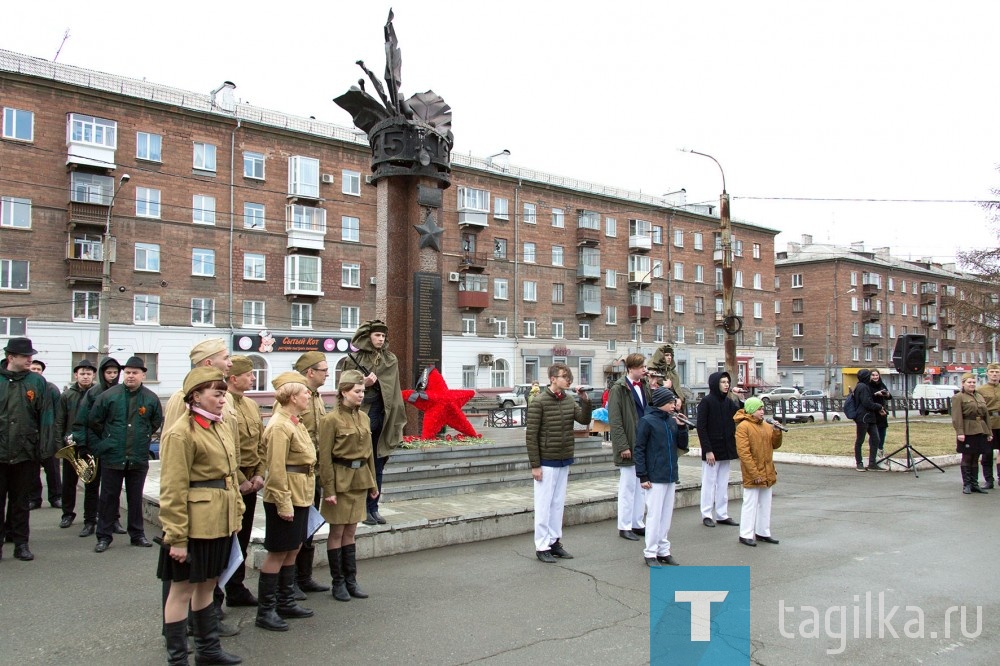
158;367;243;666
318;370;378;601
256;372;317;632
953;372;993;495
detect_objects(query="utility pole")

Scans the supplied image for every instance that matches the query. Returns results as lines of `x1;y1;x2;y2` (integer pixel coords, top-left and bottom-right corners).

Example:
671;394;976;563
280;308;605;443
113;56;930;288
97;174;131;356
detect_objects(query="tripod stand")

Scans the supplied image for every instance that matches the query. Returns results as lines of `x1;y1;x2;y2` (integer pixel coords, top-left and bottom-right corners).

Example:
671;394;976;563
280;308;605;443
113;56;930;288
877;374;944;476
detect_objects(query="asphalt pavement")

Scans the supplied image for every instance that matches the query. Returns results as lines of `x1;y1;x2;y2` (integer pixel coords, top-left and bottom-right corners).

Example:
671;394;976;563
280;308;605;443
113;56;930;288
2;460;997;665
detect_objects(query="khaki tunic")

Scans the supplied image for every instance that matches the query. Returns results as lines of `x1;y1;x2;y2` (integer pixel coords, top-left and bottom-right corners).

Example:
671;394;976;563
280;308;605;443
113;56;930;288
224;392;265;484
262;409;317;515
317;404;376;523
976;383;1000;431
163;389;187;433
952;391;991;437
158;415;244;549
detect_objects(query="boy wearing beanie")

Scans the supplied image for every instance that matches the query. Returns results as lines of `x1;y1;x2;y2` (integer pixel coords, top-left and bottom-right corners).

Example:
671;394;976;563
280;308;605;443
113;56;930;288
634;387;685;567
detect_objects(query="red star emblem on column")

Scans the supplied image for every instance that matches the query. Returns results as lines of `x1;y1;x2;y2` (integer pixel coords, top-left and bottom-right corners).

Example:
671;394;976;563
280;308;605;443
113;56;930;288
402;367;480;439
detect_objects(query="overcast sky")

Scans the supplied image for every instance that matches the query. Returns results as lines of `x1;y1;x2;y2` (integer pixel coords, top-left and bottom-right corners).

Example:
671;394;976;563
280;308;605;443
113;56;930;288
5;1;998;263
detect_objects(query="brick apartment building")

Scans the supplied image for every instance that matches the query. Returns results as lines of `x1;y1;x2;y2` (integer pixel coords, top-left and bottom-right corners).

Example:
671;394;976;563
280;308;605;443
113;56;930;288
0;49;779;400
775;235;994;397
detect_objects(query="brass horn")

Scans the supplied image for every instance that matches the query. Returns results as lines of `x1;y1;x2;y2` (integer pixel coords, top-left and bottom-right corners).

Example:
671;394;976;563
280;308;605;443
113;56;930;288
55;443;97;484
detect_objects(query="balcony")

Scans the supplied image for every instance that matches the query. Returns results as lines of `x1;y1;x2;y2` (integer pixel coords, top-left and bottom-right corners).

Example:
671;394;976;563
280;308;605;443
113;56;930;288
713;248;725;264
862;309;882;323
459;251;489;271
628;304;652;321
862;333;881;347
628;234;651;251
714;281;724;298
577;263;601;281
940;336;957;350
576;226;601;246
627;271;652;285
939;309;956;328
861;281;879;297
458;209;489;228
285;205;327;251
67;113;117;170
66;258;102;284
576;297;601;317
457;289;489;309
919;283;938;305
919;310;937;326
938;291;957;308
67;201;109;229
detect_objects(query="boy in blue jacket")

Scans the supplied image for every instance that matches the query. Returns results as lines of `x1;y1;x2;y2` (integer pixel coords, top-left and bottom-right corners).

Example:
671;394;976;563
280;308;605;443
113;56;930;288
634;387;686;567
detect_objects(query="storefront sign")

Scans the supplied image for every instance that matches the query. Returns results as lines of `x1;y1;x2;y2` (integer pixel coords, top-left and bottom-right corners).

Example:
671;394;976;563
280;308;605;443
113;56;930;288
233;332;353;354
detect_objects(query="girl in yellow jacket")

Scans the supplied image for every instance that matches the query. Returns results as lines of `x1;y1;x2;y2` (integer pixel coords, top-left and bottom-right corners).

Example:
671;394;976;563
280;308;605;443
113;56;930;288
734;397;782;548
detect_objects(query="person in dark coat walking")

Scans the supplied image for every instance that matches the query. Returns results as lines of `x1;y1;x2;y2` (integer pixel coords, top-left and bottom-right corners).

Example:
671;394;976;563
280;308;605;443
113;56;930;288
852;369;885;471
695;371;742;527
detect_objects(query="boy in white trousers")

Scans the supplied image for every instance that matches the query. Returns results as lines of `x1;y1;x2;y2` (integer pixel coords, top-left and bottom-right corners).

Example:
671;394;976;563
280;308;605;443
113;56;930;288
734;397;783;547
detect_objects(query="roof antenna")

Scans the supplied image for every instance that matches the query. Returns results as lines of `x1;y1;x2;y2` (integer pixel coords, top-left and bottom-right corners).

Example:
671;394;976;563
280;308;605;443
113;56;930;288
53;29;70;62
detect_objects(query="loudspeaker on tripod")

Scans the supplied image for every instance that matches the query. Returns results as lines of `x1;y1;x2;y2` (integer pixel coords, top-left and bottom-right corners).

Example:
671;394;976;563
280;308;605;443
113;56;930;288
892;334;927;374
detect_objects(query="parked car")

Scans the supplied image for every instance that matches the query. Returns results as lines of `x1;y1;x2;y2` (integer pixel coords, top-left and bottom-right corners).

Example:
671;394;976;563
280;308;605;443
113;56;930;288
757;387;801;404
801;389;826;399
778;409;846;424
496;384;534;408
911;383;959;415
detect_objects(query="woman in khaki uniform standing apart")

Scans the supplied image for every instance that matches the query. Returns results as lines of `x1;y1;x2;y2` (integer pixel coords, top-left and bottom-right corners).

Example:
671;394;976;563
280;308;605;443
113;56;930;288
256;372;317;632
953;372;993;495
158;367;244;665
318;370;378;601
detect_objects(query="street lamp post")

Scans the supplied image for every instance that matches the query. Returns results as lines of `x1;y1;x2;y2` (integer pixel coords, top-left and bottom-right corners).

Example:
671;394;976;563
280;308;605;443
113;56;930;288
634;267;654;354
97;174;131;356
681;149;736;377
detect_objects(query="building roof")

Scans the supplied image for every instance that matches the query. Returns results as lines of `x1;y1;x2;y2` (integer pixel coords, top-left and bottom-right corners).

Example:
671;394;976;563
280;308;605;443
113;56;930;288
776;237;976;281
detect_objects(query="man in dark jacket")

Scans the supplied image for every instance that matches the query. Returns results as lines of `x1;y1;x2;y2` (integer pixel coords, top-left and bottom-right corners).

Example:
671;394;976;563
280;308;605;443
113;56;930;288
526;363;591;564
695;371;742;527
634;387;683;567
88;356;163;552
608;353;649;541
71;356;121;537
853;369;885;471
27;359;63;510
0;337;58;561
56;359;97;529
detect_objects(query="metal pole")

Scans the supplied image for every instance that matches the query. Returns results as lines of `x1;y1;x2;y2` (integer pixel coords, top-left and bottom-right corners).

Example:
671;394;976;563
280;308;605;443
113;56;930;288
97;175;130;356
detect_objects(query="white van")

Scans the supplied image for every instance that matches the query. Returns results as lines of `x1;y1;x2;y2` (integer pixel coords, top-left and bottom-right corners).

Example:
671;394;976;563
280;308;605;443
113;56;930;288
911;383;959;415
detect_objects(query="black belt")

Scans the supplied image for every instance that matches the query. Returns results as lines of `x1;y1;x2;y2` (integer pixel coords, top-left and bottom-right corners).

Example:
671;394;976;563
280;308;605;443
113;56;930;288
286;464;312;474
332;457;366;469
190;479;226;489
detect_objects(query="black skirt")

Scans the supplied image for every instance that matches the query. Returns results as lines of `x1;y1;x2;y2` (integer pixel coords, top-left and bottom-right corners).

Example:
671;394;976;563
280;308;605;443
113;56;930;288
957;433;988;456
157;535;233;583
263;502;309;552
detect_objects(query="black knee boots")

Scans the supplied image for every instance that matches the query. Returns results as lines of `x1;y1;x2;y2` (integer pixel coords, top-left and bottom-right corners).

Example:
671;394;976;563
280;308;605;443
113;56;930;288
190;604;241;665
327;547;350;601
295;543;329;593
255;572;288;632
342;544;368;599
276;565;314;619
163;619;189;665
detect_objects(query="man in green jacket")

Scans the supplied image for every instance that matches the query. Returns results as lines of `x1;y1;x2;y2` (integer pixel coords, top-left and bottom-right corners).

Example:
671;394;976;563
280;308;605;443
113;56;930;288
0;337;58;562
525;363;591;564
608;353;649;542
56;358;97;529
88;356;163;553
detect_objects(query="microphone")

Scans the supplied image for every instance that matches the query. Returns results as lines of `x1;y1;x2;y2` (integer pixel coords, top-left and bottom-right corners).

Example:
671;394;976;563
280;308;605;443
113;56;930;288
673;413;695;428
764;417;789;433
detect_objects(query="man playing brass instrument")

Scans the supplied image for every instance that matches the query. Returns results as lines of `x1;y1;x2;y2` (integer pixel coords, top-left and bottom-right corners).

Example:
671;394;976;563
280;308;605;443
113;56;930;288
55;359;98;529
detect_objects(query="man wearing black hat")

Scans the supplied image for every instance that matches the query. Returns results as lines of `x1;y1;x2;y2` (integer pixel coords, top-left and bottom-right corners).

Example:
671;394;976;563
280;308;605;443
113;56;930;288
87;356;163;552
55;359;98;529
0;337;59;561
27;359;63;510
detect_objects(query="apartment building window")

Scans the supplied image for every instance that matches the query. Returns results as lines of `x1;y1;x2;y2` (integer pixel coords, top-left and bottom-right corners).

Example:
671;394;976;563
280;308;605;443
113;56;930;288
192;249;215;277
694;296;704;314
494;197;509;220
342;216;360;242
675;326;685;343
791;298;803;313
72;291;99;321
607;339;617;352
673;228;684;247
288;205;326;232
193;195;216;225
244;151;265;179
523;202;536;224
69;113;116;148
552;321;564;339
135;243;160;271
243;300;265;327
71;172;112;205
793;347;804;362
673;262;684;281
244;253;265;280
1;316;27;336
793;323;804;336
734;301;744;316
491;358;509;386
791;273;803;288
493;238;507;259
341;306;360;331
244;203;265;229
630;323;639;342
716;330;725;345
0;259;28;290
754;302;763;319
494;319;508;338
694;265;704;283
289;156;320;198
889;325;895;339
552;245;564;266
579;322;591;339
606;270;617;289
775;300;780;314
605;217;617;237
71;233;102;260
462;316;476;335
850;271;858;286
342;170;361;196
735;270;744;288
130;353;159;381
733;239;743;257
1;197;30;229
134;295;160;324
753;242;761;259
523;242;536;263
494;278;508;300
285;255;322;294
888;277;895;291
753;273;762;290
654;324;665;343
342;262;361;288
193;142;217;172
852;347;860;361
552;208;564;228
653;293;664;312
674;295;684;313
851;296;858;311
695;328;705;344
191;298;215;326
852;322;859;336
136;132;162;162
291;302;312;329
523;280;537;302
755;330;764;346
864;347;873;362
136;187;161;218
693;232;703;251
552;283;564;304
888;301;895;315
606;306;617;325
523;319;537;338
461;365;475;389
651;226;662;244
3;108;33;141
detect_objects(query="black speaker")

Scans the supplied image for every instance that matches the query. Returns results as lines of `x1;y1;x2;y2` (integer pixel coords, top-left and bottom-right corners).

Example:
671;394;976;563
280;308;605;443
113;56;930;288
892;334;927;374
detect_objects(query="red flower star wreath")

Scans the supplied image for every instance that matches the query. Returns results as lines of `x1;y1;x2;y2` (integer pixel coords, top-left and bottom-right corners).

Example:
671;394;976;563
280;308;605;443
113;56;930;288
401;367;480;439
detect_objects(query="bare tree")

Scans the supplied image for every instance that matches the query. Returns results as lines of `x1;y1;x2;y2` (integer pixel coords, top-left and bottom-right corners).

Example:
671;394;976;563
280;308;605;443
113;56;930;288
955;194;1000;345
